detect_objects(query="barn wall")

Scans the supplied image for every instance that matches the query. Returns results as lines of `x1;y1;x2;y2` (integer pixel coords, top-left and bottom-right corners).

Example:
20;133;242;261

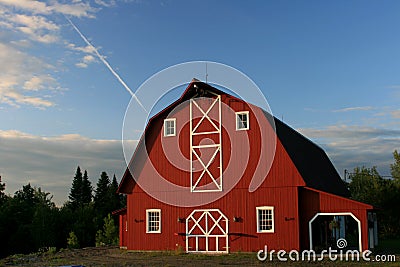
298;187;372;251
126;185;300;252
119;212;128;248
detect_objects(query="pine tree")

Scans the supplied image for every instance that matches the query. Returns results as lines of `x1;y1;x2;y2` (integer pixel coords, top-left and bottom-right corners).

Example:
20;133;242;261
109;174;121;210
94;171;110;208
0;176;7;205
81;170;92;204
391;150;400;184
69;166;83;206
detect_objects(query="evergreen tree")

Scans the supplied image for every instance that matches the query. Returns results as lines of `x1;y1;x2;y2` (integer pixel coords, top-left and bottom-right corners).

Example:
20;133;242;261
81;170;92;204
109;174;122;210
390;150;400;184
0;176;7;205
69;166;83;206
94;171;110;208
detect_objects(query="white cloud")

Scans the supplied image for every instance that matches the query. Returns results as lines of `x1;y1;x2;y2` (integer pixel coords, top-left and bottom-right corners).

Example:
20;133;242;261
75;62;88;68
299;125;400;139
0;0;97;18
0;42;57;108
95;0;117;7
0;1;99;108
12;13;59;31
67;43;96;54
298;125;400;177
75;54;96;68
333;106;374;112
23;75;56;91
391;110;400;119
83;54;95;63
0;130;137;206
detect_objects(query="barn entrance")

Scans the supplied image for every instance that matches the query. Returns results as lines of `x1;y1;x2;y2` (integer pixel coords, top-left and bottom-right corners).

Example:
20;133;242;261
309;212;361;252
186;209;229;253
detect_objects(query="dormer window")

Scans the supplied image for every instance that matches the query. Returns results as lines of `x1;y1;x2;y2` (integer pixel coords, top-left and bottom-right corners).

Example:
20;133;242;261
164;118;176;136
236;111;249;130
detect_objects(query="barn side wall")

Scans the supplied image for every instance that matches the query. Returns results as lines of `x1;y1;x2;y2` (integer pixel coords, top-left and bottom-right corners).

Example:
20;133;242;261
125;185;300;252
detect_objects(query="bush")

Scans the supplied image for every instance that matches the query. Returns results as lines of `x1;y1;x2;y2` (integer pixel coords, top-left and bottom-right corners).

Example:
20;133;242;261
67;231;79;249
95;214;118;247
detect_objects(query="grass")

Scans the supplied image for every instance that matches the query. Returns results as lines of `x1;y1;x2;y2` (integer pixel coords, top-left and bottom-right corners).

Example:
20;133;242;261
0;243;399;267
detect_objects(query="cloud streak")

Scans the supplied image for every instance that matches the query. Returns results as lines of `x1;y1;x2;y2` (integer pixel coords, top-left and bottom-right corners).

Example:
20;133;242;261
66;17;147;112
333;106;374;112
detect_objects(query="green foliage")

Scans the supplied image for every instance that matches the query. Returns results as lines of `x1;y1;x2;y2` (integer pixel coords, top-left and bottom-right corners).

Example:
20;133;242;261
93;172;124;232
82;170;93;204
0;167;126;258
391;150;400;183
69;167;92;207
0;183;60;257
0;177;7;205
69;166;83;206
348;166;383;205
94;171;111;218
95;214;118;246
348;153;400;238
67;231;79;249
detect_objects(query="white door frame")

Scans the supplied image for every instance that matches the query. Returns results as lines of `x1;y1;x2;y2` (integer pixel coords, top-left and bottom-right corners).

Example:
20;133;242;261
186;209;229;253
308;212;362;252
190;96;223;192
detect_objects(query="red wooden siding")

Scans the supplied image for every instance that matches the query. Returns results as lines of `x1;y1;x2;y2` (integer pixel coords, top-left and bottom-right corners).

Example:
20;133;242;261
299;187;373;251
113;208;128;248
126;186;301;252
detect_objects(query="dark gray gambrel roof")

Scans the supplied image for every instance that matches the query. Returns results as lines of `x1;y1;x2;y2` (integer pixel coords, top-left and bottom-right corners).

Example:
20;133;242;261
270;114;350;197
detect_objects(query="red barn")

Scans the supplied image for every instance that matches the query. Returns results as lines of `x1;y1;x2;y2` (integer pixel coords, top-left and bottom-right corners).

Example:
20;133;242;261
117;79;377;253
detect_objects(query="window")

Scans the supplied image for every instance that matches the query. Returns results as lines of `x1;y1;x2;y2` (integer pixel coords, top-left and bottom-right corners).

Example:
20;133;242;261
236;111;249;130
256;206;274;233
146;209;161;233
164;118;176;136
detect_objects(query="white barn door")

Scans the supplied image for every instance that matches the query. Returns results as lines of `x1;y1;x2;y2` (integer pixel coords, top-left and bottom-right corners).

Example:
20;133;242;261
190;95;222;192
186;209;229;253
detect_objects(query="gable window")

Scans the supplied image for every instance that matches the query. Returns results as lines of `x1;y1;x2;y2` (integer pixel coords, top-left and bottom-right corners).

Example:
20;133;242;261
256;206;274;233
146;209;161;233
236;111;249;130
164;118;176;136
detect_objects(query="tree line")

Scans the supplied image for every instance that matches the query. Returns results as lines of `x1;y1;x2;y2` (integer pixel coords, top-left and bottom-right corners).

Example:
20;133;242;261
0;167;125;258
0;151;399;258
347;150;400;238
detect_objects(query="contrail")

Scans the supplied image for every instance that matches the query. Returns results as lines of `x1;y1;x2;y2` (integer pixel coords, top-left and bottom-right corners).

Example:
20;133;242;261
66;17;147;112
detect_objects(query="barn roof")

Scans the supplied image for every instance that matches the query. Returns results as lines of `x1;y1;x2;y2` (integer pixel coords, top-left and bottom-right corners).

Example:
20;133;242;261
118;79;349;197
272;115;349;197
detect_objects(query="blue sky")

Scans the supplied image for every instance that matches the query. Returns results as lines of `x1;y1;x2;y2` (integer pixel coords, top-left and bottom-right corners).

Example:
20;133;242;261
0;0;399;205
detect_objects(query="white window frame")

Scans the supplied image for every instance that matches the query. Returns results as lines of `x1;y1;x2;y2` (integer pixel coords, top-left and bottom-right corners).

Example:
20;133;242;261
164;118;176;137
146;209;161;233
236;111;249;131
256;206;274;233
